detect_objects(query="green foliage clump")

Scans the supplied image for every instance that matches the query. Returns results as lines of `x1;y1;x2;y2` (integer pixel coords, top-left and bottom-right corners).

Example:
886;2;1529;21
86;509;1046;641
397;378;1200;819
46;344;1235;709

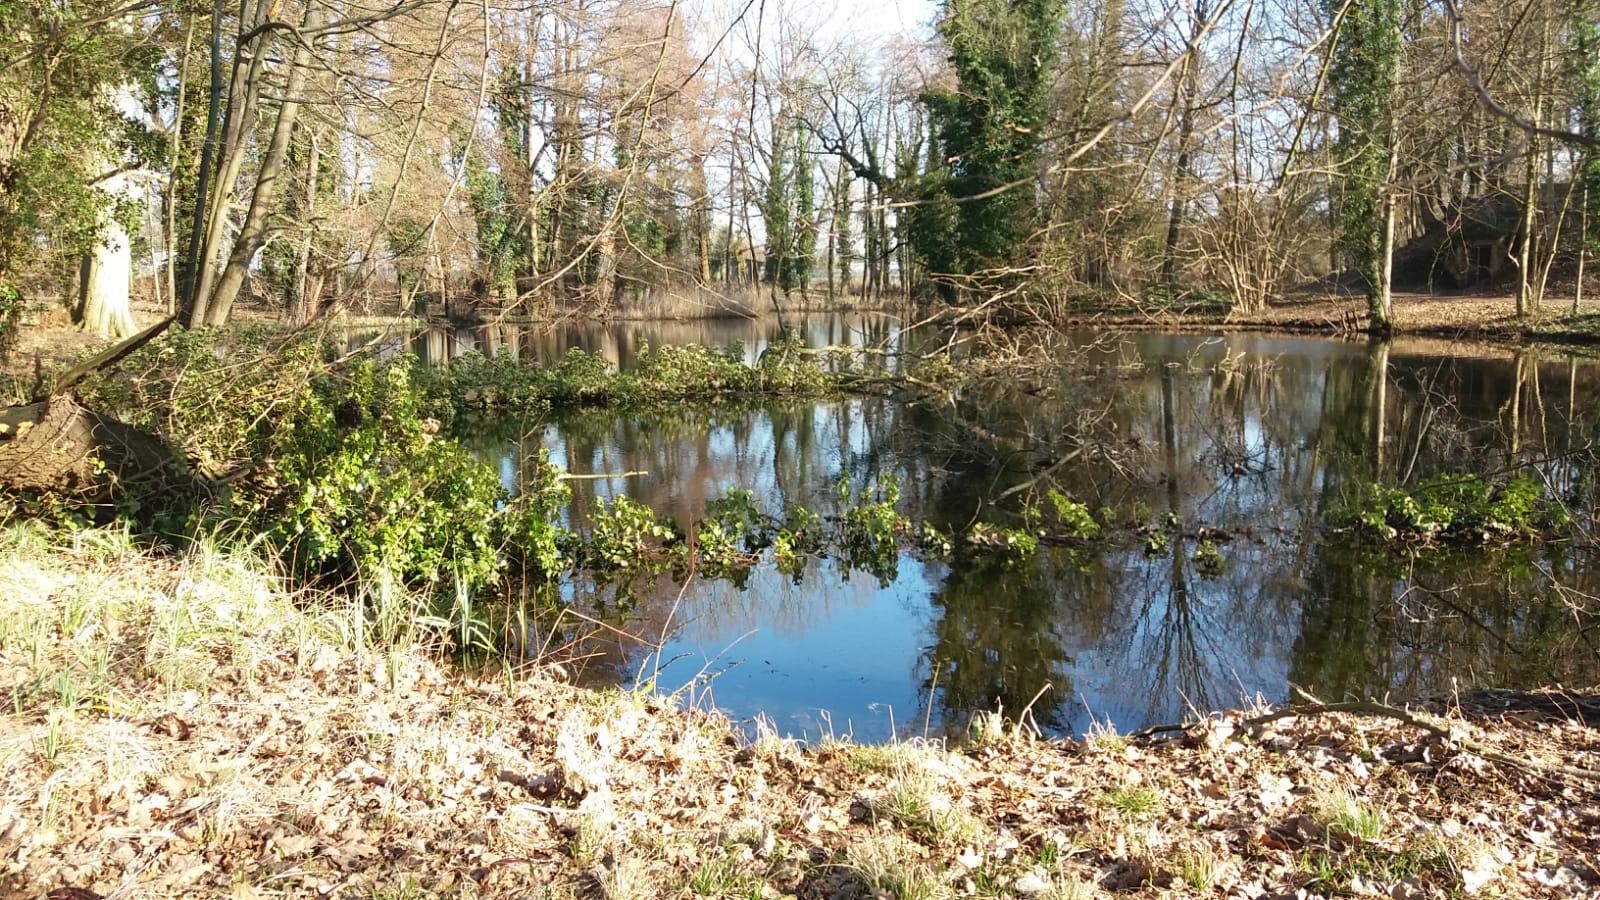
270;362;505;586
916;521;955;559
580;495;681;572
425;338;837;416
547;348;638;406
420;349;550;417
78;337;569;596
697;487;771;567
635;343;758;396
1331;474;1566;544
756;331;834;394
1193;539;1225;579
966;522;1039;560
494;450;570;579
838;474;907;585
1045;490;1100;539
774;507;824;577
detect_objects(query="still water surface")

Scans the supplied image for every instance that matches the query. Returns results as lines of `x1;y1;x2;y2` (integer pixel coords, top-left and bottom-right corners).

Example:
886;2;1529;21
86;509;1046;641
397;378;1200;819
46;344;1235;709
426;317;1600;742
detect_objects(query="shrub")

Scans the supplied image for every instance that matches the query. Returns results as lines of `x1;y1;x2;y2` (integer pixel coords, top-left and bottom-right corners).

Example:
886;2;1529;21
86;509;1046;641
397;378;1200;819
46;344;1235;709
267;360;508;589
1330;474;1565;543
636;342;758;396
838;474;906;584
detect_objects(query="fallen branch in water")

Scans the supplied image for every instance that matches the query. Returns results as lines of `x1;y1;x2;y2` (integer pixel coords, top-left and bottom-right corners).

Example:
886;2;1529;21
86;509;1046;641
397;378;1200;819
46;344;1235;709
558;470;649;481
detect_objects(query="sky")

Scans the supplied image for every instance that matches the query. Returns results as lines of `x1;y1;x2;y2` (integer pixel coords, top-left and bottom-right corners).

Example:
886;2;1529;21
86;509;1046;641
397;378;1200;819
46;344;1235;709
691;0;939;54
842;0;937;40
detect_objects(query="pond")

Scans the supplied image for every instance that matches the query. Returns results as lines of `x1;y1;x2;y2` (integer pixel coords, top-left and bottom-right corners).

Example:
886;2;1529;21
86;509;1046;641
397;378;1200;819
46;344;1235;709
437;317;1600;743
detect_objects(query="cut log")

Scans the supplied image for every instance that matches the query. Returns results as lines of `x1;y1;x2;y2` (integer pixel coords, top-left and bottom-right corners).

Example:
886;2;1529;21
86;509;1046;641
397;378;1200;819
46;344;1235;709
0;393;197;508
1;317;201;516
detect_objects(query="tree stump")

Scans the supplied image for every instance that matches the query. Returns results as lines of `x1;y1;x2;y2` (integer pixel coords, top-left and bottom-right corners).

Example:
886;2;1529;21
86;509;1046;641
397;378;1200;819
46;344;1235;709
0;393;195;509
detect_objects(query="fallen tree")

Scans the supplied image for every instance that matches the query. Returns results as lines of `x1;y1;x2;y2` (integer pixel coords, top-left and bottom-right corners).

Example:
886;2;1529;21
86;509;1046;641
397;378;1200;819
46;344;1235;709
0;319;202;515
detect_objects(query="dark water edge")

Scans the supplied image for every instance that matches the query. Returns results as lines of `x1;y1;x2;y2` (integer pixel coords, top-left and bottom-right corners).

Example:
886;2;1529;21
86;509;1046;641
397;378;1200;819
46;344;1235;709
428;320;1600;742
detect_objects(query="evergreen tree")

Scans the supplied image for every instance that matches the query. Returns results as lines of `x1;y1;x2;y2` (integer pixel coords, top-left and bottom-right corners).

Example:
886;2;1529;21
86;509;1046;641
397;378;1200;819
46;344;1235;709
910;0;1063;297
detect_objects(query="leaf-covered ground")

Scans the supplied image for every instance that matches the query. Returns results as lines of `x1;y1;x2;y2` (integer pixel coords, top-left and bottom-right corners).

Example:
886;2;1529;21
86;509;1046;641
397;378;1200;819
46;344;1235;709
0;527;1597;899
1059;290;1600;345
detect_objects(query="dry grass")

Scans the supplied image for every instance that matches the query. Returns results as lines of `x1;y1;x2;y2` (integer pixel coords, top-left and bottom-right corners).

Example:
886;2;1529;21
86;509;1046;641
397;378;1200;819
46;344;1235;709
0;524;1596;898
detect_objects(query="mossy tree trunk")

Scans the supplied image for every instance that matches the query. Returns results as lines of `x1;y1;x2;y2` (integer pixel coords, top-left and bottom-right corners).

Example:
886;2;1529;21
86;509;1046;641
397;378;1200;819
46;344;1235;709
1327;0;1402;335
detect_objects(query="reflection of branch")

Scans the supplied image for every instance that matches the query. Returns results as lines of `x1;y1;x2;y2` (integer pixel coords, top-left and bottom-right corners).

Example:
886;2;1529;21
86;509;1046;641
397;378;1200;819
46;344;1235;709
995;447;1083;502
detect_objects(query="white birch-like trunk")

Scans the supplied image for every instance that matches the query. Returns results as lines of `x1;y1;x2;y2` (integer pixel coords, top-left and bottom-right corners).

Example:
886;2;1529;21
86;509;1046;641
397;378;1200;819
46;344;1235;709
79;198;137;339
79;93;139;341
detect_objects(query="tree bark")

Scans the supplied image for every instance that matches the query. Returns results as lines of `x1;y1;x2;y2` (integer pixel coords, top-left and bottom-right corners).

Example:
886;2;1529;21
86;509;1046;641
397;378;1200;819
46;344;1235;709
204;0;324;327
1161;20;1203;285
77;187;138;340
76;87;140;341
187;0;272;326
179;4;225;321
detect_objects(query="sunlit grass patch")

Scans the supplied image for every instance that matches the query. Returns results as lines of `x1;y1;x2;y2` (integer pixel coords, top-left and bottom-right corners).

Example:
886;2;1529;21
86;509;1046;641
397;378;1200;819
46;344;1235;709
875;765;985;846
847;740;927;774
844;830;948;900
1314;786;1385;841
1103;785;1161;819
843;739;985;848
1083;714;1128;753
686;850;762;897
1178;845;1229;892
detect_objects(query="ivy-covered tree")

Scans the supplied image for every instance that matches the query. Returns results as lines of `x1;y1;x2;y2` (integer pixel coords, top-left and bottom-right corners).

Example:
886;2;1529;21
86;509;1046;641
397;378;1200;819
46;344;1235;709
1327;0;1401;333
910;0;1062;298
762;121;817;295
462;136;523;302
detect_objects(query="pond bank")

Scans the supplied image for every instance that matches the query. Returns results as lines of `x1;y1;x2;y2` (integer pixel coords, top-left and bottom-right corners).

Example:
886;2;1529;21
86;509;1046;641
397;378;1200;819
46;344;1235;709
2;527;1595;899
1049;292;1600;347
6;290;1599;391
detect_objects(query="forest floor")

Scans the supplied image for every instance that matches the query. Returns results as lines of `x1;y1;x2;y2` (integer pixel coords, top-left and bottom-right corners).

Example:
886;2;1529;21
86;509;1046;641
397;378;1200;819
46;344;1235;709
1057;290;1600;346
0;527;1596;899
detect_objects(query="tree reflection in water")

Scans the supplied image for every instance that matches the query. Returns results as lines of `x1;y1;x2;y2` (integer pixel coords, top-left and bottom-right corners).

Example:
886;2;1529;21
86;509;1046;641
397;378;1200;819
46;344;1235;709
451;321;1600;740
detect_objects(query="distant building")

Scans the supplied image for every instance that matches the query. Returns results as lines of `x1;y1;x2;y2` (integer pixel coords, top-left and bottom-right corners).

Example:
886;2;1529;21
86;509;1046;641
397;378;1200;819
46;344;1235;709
1392;183;1576;290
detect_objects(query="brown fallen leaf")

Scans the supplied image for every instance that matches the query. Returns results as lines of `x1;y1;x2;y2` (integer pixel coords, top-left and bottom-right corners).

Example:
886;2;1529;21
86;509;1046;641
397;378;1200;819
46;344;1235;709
149;713;193;740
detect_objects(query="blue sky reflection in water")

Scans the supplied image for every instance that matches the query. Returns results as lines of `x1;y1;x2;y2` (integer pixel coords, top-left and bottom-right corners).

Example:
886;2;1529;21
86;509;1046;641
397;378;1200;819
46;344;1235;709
458;322;1600;743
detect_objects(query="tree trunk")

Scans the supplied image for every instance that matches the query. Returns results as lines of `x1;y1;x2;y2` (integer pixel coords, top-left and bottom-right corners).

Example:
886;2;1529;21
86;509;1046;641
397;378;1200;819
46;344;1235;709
77;89;140;341
288;130;319;325
164;9;198;316
204;1;323;327
1578;177;1589;313
187;0;272;326
1161;25;1202;285
1517;12;1550;319
77;195;138;340
1376;169;1395;331
180;4;225;322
